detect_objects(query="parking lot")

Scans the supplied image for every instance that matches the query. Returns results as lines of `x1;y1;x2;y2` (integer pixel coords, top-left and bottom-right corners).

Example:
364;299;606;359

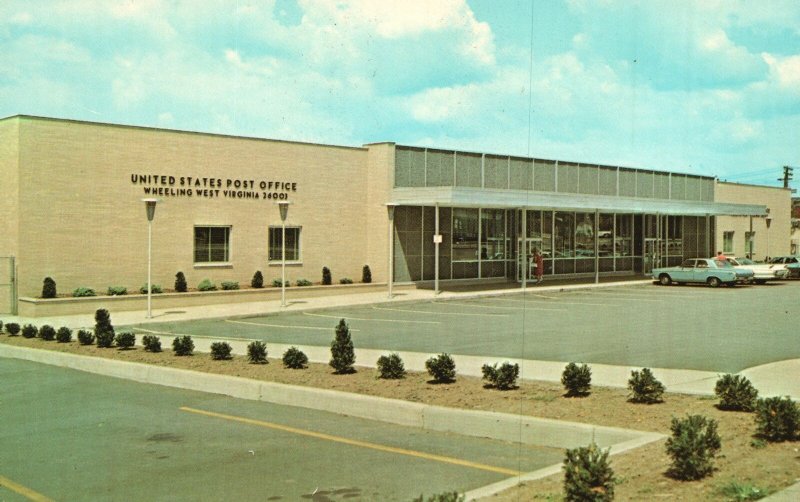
125;281;800;374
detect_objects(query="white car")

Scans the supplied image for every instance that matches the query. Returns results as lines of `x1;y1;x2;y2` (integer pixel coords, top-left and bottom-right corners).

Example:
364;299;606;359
726;257;789;284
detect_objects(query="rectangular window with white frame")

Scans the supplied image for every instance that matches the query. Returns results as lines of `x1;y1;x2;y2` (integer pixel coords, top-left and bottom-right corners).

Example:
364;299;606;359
194;226;231;264
269;226;301;262
723;231;734;254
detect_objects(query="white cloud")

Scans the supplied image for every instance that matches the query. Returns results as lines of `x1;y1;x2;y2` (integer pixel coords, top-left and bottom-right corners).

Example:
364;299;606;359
762;53;800;92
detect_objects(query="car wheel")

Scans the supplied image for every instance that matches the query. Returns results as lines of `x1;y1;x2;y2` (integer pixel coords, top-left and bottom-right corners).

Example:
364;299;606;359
754;279;766;285
659;274;672;286
707;277;721;288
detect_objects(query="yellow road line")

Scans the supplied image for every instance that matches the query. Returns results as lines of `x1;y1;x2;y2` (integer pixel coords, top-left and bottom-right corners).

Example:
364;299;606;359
303;312;440;324
0;475;54;502
372;306;508;317
225;319;360;332
179;406;522;477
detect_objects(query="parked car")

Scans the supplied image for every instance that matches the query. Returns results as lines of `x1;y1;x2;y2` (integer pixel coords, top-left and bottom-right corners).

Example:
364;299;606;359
786;262;800;279
726;257;788;284
652;258;748;287
768;255;800;278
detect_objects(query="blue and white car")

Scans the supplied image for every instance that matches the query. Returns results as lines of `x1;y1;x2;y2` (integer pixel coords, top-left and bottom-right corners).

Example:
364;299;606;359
652;258;751;287
726;257;788;284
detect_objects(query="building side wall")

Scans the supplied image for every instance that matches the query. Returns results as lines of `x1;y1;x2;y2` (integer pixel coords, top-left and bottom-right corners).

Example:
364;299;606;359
714;182;791;260
364;143;395;283
15;117;370;297
0;119;20;312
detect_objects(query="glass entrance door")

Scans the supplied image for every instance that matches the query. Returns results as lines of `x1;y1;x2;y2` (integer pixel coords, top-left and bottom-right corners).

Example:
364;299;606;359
517;237;542;281
643;238;658;274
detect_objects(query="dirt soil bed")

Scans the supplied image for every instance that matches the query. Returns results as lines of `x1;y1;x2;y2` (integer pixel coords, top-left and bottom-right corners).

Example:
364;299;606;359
3;335;798;501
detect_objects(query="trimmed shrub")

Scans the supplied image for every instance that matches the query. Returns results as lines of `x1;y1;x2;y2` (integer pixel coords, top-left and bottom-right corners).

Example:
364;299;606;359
412;493;464;502
272;278;289;287
665;414;722;480
330;319;355;374
296;278;312;287
5;322;20;336
426;353;457;383
39;325;56;341
140;284;163;294
210;341;233;360
72;287;96;297
754;396;800;442
339;277;353;284
56;327;72;343
282;346;308;369
251;270;264;289
221;281;239;291
715;374;758;412
482;362;520;390
142;334;162;352
175;271;188;292
107;286;128;296
563;442;615;501
172;335;194;356
42;277;57;298
94;309;114;346
96;331;115;348
322;267;332;285
197;279;216;291
247;340;268;364
627;368;665;404
77;329;95;345
115;332;136;350
21;324;38;339
562;362;592;397
377;353;406;379
362;265;372;283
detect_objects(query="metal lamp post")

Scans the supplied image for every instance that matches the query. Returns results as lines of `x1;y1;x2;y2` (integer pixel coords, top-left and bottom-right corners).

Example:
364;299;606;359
387;203;398;299
142;198;158;319
277;201;291;307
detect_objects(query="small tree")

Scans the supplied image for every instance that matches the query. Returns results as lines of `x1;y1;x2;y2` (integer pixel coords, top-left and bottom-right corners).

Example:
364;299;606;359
628;368;665;404
481;362;520;390
172;335;194;356
142;335;162;352
210;341;233;360
56;327;72;343
426;353;456;383
175;271;188;292
247;340;268;364
94;308;115;341
115;332;136;350
563;442;615;501
715;374;758;412
322;266;332;285
755;396;800;442
362;265;372;283
251;270;264;289
562;362;592;397
330;319;355;374
39;325;56;341
5;322;20;336
77;329;95;345
282;347;308;369
665;414;721;480
42;277;57;298
377;353;406;379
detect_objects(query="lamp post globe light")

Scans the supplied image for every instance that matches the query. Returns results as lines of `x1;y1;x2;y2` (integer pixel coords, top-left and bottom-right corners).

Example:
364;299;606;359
142;198;158;319
276;201;291;307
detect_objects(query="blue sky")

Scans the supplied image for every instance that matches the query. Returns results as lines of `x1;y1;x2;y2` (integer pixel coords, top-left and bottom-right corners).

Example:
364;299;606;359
1;0;798;188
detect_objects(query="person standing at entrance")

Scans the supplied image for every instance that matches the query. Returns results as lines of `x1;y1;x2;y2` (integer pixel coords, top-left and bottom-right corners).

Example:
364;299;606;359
533;249;544;284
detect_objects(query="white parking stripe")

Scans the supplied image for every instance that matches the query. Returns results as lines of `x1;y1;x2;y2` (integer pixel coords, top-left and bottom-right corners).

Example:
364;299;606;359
433;300;566;312
225;319;360;331
485;296;619;307
575;292;663;302
372;305;509;317
303;312;440;324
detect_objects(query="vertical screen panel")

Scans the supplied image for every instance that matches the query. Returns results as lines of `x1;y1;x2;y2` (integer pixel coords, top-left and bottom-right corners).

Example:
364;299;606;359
534;160;556;192
636;171;654;198
686;176;703;201
455;152;482;187
394;147;426;187
701;178;714;201
670;174;686;200
426;149;454;187
557;162;579;193
578;165;599;195
598;167;617;196
654;173;670;199
484;155;509;189
509;157;533;190
618;168;636;197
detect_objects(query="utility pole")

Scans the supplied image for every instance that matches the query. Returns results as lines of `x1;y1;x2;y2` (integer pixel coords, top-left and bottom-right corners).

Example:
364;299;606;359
779;165;794;188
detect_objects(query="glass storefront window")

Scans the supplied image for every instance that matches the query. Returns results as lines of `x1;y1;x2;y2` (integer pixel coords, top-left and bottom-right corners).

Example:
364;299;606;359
452;208;479;261
615;214;633;257
542;212;553;259
667;216;682;256
481;209;507;260
554;212;574;258
575;213;594;257
598;214;613;256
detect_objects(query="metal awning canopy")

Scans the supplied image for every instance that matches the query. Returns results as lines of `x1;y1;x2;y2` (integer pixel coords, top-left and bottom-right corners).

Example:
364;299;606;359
390;187;767;217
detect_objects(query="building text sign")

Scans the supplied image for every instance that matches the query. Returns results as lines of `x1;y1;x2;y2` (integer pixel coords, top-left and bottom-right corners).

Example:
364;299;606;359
130;174;297;200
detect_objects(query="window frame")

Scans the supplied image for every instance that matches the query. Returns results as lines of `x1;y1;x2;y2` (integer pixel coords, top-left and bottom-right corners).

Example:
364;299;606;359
723;231;734;254
268;225;302;263
193;225;232;265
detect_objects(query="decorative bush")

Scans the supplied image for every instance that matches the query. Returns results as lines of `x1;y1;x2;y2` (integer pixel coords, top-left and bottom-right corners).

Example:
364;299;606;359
210;341;233;360
77;329;95;345
56;327;72;343
42;277;57;298
339;278;353;284
175;271;187;292
72;287;96;297
362;265;372;283
94;309;115;346
5;322;20;336
481;362;520;390
282;346;308;369
665;414;722;480
251;270;264;289
39;325;56;341
322;266;332;285
172;335;194;356
142;334;162;352
107;286;128;296
714;374;758;412
296;278;312;287
562;362;592;397
197;279;216;291
247;340;268;364
330;318;356;374
563;442;615;501
272;278;289;287
95;330;115;348
754;396;800;441
426;353;457;383
221;281;239;291
377;353;406;379
627;368;665;404
21;324;38;339
140;284;163;294
115;332;136;350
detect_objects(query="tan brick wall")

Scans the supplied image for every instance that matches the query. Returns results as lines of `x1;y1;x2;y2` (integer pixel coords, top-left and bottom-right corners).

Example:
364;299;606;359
0;118;19;258
364;142;395;283
714;181;792;260
15;117;371;297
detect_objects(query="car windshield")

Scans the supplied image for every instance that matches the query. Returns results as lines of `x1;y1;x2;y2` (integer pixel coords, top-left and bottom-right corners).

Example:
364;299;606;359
736;258;755;265
714;259;733;268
